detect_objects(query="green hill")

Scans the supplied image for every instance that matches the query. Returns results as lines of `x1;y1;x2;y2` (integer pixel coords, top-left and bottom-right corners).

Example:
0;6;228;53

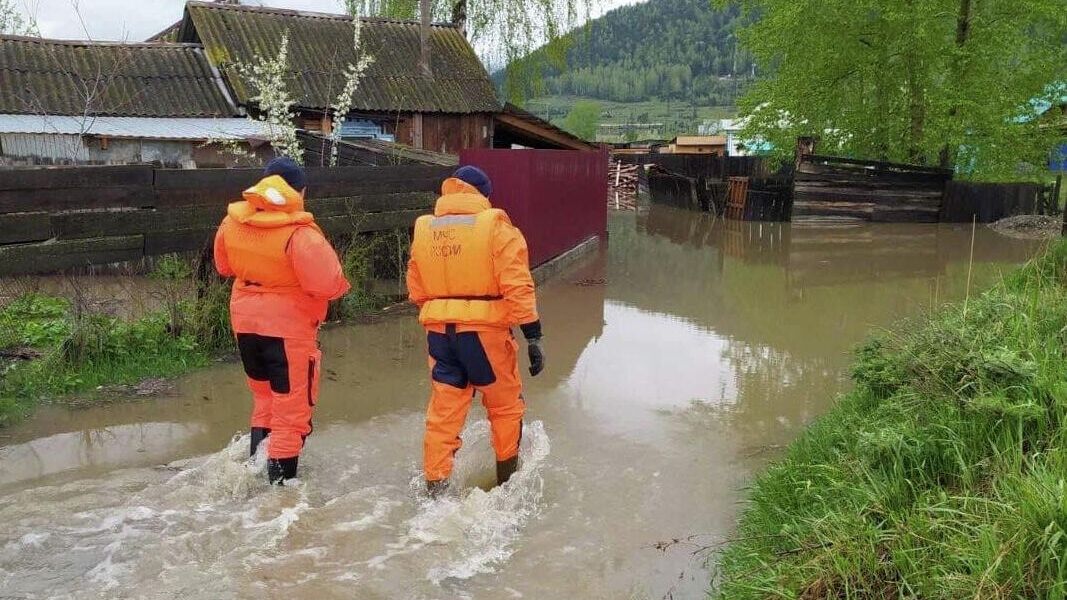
504;0;755;140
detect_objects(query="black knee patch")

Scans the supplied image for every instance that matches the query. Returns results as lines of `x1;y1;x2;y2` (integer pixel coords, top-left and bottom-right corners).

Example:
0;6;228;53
237;334;290;394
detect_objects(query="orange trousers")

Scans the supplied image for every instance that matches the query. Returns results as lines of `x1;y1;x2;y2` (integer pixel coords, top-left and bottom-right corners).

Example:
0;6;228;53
424;326;525;482
238;334;321;459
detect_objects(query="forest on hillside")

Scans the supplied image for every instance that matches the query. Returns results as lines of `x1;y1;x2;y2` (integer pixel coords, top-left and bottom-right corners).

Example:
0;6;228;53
509;0;755;106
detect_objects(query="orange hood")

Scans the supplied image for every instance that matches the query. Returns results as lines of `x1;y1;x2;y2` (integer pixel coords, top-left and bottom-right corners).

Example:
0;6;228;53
435;178;491;216
227;175;314;228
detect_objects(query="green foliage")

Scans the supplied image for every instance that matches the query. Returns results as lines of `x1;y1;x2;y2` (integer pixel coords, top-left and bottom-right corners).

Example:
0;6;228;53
331;233;386;319
505;0;754;106
152;254;194;338
562;99;601;140
188;274;233;354
0;293;206;426
723;0;1067;179
0;294;70;349
714;240;1067;597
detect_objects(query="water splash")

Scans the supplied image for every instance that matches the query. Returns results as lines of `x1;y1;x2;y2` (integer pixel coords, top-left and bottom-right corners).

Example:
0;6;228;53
164;432;271;501
403;420;552;584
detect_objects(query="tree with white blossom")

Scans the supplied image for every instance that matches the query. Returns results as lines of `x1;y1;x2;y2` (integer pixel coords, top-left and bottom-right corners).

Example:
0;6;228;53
324;19;375;166
229;20;373;166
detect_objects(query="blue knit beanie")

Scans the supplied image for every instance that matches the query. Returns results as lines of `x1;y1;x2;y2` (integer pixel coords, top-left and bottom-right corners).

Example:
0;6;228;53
453;165;492;198
264;157;307;191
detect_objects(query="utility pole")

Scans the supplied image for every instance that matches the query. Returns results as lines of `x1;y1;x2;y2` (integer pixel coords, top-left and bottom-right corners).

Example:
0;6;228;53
420;0;432;77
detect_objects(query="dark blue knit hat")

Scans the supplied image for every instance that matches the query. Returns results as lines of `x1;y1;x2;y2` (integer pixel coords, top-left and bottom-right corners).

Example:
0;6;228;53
264;157;307;191
453;165;492;198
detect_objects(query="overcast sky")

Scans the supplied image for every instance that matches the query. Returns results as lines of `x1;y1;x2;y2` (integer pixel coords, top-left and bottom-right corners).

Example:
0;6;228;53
15;0;644;42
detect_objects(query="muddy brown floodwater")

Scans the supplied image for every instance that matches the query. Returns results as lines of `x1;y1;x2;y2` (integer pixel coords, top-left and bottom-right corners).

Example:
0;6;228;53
0;207;1046;599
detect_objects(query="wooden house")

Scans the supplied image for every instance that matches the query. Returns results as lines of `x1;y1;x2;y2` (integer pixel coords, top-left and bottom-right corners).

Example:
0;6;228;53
0;35;269;167
665;135;728;156
174;1;501;155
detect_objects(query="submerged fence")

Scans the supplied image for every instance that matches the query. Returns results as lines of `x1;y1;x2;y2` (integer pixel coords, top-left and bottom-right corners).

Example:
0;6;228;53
940;181;1060;223
0;164;452;276
793;155;953;223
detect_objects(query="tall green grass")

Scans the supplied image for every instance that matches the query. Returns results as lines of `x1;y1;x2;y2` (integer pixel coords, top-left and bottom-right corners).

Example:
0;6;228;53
714;240;1067;598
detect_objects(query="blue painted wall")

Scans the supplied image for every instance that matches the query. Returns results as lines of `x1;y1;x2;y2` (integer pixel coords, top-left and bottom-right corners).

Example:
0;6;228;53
1051;142;1067;172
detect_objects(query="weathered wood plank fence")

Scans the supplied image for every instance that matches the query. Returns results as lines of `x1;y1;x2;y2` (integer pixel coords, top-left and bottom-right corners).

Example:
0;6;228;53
940;181;1058;223
0;164;451;276
793;155;953;223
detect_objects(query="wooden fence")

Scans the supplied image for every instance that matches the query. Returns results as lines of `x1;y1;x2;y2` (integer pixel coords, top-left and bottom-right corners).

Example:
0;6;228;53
0;164;452;276
724;176;793;221
616;153;769;180
647;167;704;211
940;181;1059;223
793;155;953;223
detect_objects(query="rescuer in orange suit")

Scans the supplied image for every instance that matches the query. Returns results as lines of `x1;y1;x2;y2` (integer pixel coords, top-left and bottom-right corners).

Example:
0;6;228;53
407;166;545;496
214;157;350;485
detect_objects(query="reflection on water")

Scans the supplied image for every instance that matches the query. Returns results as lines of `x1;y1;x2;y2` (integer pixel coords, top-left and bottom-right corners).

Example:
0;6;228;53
0;206;1045;599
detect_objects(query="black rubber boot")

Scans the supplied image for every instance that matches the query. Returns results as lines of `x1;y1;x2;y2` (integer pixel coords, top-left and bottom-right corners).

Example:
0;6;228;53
496;456;519;486
268;457;299;485
426;479;449;499
250;427;271;458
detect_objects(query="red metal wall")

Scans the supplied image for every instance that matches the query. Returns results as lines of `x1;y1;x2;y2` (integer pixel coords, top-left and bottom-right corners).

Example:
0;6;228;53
459;149;608;267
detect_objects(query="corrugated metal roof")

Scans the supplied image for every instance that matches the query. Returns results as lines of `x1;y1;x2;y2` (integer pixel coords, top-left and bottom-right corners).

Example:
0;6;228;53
181;1;500;114
147;21;182;43
0;35;237;117
0;114;268;140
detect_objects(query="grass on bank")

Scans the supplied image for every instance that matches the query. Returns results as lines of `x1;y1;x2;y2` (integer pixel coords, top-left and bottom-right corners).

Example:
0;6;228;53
714;240;1067;598
0;231;406;427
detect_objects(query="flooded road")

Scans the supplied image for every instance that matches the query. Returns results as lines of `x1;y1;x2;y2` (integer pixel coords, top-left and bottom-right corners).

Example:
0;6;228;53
0;207;1045;599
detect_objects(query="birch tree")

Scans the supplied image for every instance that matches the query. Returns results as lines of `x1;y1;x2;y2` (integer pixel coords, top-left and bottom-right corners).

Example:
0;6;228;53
722;0;1067;180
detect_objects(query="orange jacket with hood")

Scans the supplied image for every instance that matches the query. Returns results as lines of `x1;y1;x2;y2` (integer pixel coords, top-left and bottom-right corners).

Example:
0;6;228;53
214;175;350;340
407;177;539;332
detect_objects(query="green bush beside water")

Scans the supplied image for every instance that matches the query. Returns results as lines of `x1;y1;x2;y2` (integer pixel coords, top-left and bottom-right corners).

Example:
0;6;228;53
0;232;406;426
0;293;210;425
714;241;1067;597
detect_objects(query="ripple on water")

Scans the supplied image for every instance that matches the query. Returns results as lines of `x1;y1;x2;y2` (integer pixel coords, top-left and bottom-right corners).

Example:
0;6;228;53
0;419;551;598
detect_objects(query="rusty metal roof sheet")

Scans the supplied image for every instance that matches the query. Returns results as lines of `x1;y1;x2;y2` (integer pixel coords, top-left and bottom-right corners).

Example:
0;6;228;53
0;35;237;118
180;1;500;114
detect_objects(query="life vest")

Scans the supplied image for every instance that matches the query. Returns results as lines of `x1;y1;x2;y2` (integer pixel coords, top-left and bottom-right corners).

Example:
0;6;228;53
411;199;511;327
220;175;321;292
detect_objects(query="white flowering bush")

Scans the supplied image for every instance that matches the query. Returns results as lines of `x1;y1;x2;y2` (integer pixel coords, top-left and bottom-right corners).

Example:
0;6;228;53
326;19;375;166
233;33;303;164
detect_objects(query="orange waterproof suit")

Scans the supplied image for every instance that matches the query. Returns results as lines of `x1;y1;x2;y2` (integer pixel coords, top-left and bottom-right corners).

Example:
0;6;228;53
214;175;350;462
407;177;541;483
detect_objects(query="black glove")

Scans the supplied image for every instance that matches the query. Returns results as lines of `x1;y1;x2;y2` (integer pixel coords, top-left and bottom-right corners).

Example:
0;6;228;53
527;338;545;377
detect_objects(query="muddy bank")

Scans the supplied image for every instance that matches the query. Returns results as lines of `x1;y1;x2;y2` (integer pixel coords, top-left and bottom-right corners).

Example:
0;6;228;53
990;214;1061;239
